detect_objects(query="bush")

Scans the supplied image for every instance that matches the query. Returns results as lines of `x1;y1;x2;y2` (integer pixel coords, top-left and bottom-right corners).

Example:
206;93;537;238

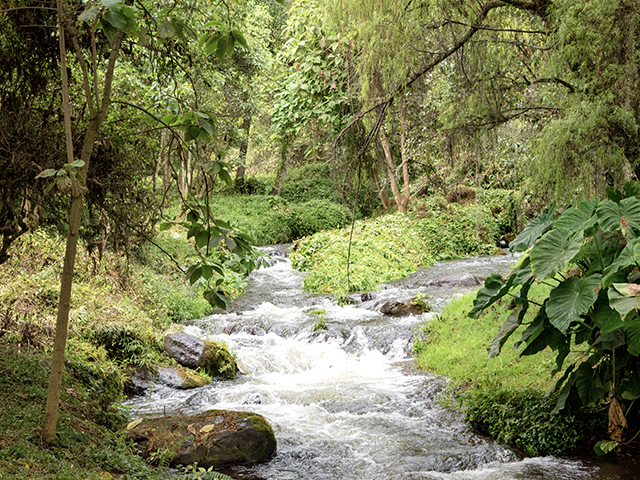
464;388;603;456
290;199;350;237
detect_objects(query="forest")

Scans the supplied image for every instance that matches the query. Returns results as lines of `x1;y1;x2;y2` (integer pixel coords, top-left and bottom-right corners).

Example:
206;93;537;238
2;0;640;478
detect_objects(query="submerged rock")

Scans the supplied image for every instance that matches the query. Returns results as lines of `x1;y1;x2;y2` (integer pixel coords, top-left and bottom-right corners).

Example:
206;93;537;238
126;410;277;468
164;332;238;379
425;273;478;287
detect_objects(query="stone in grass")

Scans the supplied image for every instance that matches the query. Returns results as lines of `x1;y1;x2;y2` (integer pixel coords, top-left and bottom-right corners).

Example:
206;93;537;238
164;332;237;379
125;410;277;468
379;295;432;316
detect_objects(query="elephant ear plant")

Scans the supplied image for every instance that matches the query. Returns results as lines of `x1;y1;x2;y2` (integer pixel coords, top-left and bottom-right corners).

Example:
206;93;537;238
470;181;640;455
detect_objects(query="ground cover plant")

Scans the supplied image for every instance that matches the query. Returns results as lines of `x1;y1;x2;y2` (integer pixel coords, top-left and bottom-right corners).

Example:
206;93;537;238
414;288;603;456
291;196;502;295
469;181;640;454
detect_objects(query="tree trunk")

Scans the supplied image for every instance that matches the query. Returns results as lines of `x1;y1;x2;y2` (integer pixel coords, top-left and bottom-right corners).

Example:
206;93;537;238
42;8;123;442
399;100;411;212
379;128;408;214
235;116;251;191
270;142;291;196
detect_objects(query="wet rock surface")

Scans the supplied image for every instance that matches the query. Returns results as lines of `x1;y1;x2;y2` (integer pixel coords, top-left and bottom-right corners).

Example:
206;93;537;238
126;410;277;468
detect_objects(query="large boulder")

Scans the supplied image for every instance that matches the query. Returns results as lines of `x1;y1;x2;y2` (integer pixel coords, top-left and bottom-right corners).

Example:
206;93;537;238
126;410;277;468
126;367;210;396
378;295;432;316
164;332;238;379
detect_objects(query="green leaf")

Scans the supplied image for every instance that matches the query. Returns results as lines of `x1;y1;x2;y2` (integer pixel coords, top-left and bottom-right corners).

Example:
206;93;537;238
575;360;605;405
231;29;249;49
521;316;564;356
545;275;600;333
100;19;118;43
487;312;520;358
592;291;624;333
201;264;214;280
606;185;623;203
592;328;626;350
514;307;546;349
188;266;202;285
101;0;120;8
625;314;640;356
468;273;514;318
225;237;237;251
594;440;619;456
603;238;640;286
216;37;228;59
203;35;220;55
36;169;57;179
157;20;176;39
509;206;554;252
597;197;640;235
608;283;640;317
158;222;173;231
554;198;599;231
70;159;85;168
530;228;584;281
219;168;233;187
103;10;126;30
623;180;640;199
78;6;100;24
203;289;228;310
203;162;221;176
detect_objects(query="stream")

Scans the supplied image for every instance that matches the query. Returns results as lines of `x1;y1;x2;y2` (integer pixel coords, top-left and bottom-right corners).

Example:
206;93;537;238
126;247;639;479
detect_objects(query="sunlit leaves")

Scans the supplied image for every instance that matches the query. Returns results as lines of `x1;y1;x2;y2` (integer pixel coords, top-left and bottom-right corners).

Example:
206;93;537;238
545;275;600;333
530;228;583;280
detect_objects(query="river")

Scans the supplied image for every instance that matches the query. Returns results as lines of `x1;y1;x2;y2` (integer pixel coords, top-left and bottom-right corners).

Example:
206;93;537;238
126;247;639;479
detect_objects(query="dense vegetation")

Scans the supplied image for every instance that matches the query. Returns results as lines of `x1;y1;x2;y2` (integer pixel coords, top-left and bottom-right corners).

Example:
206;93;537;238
2;0;640;476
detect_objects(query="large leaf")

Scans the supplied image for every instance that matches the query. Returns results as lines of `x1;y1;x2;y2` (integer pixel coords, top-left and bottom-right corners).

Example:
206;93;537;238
603;238;640;286
530;227;584;281
554;198;599;232
608;283;640;318
468;273;514;318
487;311;520;358
625;314;640;356
509;206;555;252
575;360;606;405
597;197;640;235
521;316;565;356
593;291;624;333
545;275;601;333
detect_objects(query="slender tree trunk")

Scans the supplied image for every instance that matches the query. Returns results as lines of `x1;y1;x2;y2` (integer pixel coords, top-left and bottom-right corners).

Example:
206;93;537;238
235;116;251;191
270;142;291;196
379;128;408;213
43;7;123;442
399;100;411;212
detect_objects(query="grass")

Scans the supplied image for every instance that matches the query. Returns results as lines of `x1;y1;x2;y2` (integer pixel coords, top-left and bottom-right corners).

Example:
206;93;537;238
0;228;239;479
414;282;605;456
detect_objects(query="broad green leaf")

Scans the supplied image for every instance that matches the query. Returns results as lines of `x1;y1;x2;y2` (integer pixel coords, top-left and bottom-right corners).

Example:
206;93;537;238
597;197;640;235
594;440;619;456
575;360;605;404
603;238;640;286
157;20;176;39
216;37;228;59
554;198;599;231
78;6;100;24
530;228;583;281
231;29;249;49
606;185;623;203
623;180;640;199
100;19;118;43
204;289;228;310
201;264;213;281
521;316;565;356
608;283;640;317
103;10;126;30
158;222;173;231
36;169;57;179
101;0;120;8
509;206;554;252
203;35;219;55
468;273;514;318
592;292;624;333
225;237;237;251
188;266;202;285
195;230;209;249
70;159;85;168
219;168;233;187
592;328;626;350
514;307;546;349
552;365;576;413
545;275;600;333
625;314;640;356
487;312;520;358
202;162;221;176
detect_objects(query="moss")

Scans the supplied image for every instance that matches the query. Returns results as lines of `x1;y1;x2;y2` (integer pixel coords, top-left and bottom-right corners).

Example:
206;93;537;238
177;367;210;388
200;341;238;380
245;412;275;438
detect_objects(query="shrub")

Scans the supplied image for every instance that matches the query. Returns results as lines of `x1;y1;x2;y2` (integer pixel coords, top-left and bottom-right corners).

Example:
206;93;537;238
290;199;350;237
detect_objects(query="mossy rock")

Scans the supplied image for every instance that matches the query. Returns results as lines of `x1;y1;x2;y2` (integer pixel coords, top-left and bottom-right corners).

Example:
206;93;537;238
126;410;277;468
200;340;238;380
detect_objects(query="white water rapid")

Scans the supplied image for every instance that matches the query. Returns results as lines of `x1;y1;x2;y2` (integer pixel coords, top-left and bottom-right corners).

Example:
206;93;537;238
125;248;629;479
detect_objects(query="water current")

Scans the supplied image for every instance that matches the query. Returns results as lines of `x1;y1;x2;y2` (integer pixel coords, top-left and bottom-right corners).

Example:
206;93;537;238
126;247;638;479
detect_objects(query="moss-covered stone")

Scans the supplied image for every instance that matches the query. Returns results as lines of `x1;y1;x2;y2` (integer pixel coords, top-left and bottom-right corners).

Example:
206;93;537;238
177;367;210;388
126;410;277;468
199;340;238;380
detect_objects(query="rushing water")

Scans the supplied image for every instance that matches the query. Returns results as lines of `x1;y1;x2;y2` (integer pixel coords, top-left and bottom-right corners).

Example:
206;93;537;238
126;248;637;480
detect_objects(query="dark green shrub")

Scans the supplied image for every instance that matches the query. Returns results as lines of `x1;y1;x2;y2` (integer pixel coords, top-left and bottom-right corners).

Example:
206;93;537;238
477;189;523;236
280;163;337;203
290;199;351;237
464;388;603;456
89;322;163;369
